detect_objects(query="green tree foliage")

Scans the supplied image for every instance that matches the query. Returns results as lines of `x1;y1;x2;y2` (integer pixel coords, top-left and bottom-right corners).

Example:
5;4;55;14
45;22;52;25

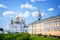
0;33;60;40
0;34;4;40
15;33;30;40
4;33;30;40
0;28;4;31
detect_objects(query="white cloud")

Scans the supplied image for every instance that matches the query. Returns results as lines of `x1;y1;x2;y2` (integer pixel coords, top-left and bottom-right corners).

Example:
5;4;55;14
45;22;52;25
32;11;47;17
20;2;36;9
0;4;7;8
37;0;45;1
18;13;23;17
41;13;47;16
32;11;38;17
58;5;60;8
48;8;54;11
31;0;35;2
31;0;46;2
23;11;30;17
18;11;30;18
41;13;44;16
10;16;14;18
0;17;2;20
3;11;16;16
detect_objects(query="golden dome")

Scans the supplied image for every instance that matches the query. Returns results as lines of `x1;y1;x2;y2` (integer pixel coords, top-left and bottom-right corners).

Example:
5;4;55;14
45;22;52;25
16;16;19;19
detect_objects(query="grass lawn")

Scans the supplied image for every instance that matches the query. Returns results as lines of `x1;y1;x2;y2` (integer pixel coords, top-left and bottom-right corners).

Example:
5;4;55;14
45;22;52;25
0;33;60;40
30;35;60;40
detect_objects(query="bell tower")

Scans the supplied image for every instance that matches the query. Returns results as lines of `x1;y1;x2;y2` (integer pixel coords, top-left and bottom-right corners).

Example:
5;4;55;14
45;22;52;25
37;1;42;21
37;10;42;20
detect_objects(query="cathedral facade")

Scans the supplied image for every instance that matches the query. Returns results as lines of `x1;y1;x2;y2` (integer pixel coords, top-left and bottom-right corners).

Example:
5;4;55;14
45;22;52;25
9;16;27;33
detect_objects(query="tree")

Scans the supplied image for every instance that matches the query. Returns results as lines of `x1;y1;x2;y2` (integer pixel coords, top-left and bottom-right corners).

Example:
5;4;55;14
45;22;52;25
0;34;4;40
0;28;4;34
0;28;4;31
0;28;4;40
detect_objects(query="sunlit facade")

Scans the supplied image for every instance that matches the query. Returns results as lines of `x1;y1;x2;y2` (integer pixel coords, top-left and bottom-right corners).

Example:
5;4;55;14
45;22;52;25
28;12;60;36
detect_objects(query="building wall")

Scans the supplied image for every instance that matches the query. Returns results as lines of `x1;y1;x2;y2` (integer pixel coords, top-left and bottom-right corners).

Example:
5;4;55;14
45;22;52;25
28;25;32;34
9;23;27;33
28;16;60;36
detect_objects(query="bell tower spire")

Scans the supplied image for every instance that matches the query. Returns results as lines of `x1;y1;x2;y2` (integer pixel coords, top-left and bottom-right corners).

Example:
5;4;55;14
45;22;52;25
37;1;42;20
37;9;42;20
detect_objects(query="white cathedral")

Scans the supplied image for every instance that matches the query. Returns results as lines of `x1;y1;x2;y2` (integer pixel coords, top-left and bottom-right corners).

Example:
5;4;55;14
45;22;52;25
9;16;27;33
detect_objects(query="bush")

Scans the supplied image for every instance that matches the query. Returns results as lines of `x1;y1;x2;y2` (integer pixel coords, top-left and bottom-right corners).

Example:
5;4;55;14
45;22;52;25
52;35;57;37
29;35;36;40
20;33;30;40
37;34;42;37
58;36;60;39
49;34;52;37
43;35;47;37
4;34;16;40
4;33;30;40
0;34;4;40
1;33;60;40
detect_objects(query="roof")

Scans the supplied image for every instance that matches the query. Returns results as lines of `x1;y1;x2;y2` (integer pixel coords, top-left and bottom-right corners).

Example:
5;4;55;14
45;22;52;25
28;15;60;25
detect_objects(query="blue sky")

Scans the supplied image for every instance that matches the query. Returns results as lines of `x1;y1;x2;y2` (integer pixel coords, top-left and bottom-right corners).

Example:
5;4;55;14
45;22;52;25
0;0;60;31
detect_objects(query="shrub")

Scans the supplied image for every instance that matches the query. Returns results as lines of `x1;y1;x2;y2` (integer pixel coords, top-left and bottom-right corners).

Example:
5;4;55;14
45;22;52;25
0;34;4;40
4;34;16;40
37;34;42;37
52;35;57;37
49;34;52;37
43;35;47;37
29;35;36;40
21;33;30;40
58;36;60;39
